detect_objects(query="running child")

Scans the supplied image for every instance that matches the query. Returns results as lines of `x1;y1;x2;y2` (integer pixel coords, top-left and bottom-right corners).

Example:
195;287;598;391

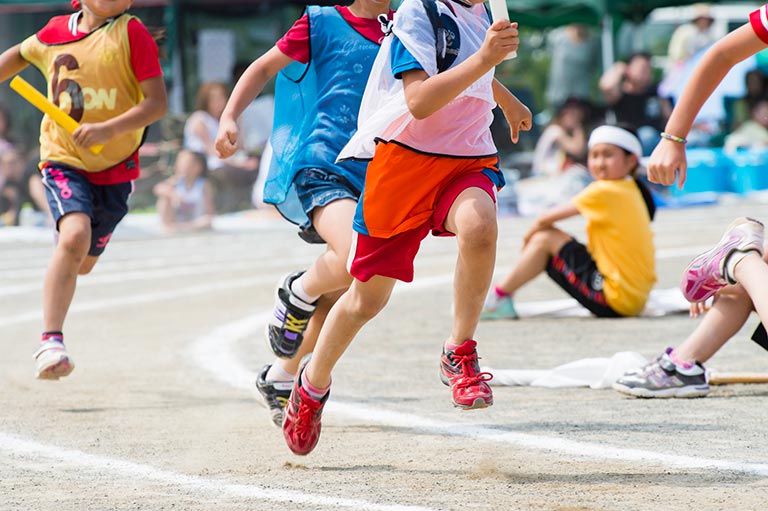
482;124;656;320
0;0;167;379
614;4;768;398
281;0;532;455
214;1;393;427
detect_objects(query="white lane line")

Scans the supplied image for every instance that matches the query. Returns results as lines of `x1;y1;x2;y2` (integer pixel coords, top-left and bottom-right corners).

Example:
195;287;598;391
0;433;438;511
192;311;768;477
0;260;269;296
0;274;456;328
0;277;266;328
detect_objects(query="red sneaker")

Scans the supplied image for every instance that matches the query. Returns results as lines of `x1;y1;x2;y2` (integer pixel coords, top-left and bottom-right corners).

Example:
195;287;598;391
282;369;329;456
439;339;493;409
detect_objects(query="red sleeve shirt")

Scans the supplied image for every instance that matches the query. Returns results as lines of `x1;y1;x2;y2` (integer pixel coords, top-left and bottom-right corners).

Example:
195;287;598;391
276;6;393;64
750;5;768;45
36;14;162;81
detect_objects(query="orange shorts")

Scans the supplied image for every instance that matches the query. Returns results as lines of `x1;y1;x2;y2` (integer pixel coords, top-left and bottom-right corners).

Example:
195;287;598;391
349;171;497;283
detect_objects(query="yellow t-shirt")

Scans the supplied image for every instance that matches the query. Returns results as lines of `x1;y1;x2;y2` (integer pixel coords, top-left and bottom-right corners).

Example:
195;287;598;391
20;15;145;172
572;178;656;316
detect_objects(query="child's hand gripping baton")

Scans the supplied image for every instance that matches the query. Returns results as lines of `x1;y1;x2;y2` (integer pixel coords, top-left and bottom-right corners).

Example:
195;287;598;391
488;0;517;60
10;76;104;155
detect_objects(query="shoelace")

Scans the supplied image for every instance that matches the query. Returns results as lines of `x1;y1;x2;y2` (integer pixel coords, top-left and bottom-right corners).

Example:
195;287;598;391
294;398;321;441
450;352;493;388
284;314;309;334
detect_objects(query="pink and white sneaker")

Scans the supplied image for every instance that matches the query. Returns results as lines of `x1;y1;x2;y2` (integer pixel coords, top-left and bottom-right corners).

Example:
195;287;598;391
34;340;74;380
681;217;764;303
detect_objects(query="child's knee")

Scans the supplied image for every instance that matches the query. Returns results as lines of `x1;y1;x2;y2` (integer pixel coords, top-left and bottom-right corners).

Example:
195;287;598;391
344;288;390;322
456;210;498;249
57;227;90;261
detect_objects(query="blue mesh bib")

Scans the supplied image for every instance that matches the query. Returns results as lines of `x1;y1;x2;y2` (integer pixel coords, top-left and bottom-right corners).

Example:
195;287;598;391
264;6;380;226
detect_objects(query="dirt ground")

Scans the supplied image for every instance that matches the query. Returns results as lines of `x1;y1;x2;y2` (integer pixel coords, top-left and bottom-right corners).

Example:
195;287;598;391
2;200;768;511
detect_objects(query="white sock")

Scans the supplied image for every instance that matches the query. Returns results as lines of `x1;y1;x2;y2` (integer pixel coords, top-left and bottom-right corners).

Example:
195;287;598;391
266;361;294;382
290;275;320;304
724;249;760;284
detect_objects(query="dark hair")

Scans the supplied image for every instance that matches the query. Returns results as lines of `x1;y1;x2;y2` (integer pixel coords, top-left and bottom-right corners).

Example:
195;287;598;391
554;96;590;119
626;52;652;64
178;149;209;177
195;82;229;112
613;123;655;220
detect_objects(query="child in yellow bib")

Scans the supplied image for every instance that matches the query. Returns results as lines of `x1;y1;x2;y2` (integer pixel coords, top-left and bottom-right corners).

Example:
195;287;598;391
0;0;167;380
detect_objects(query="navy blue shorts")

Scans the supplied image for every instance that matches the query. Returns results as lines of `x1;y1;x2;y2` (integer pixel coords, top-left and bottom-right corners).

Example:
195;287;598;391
41;165;133;256
293;167;360;244
546;239;622;318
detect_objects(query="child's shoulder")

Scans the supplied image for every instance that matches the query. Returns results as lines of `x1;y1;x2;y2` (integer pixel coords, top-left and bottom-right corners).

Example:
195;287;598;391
36;14;77;45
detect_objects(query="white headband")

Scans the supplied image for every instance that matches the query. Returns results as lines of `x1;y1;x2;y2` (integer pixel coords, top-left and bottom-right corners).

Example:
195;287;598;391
588;125;642;158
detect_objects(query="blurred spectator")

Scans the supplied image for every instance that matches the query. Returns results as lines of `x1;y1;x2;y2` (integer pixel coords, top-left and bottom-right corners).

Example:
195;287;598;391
599;53;667;155
731;69;768;130
532;97;590;177
0;104;16;154
153;149;215;233
0;148;49;226
667;4;717;67
724;98;768;153
516;98;592;217
546;24;600;108
183;81;259;212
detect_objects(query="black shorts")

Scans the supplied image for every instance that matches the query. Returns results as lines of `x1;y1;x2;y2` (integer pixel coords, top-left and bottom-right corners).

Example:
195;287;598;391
546;239;623;318
41;165;132;257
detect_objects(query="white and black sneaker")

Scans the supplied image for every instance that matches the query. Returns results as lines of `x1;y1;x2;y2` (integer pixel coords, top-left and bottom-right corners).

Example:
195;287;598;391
266;271;318;358
255;364;293;427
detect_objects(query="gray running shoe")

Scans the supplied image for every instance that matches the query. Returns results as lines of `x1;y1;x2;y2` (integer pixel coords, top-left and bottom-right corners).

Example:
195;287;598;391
613;348;709;398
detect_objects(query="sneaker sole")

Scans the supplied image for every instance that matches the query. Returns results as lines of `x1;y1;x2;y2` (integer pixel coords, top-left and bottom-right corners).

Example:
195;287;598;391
479;312;519;321
453;397;493;410
612;382;709;398
36;357;74;380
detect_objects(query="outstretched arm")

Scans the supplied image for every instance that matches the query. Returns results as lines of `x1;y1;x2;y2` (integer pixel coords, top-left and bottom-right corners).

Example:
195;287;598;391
650;24;767;188
216;47;294;158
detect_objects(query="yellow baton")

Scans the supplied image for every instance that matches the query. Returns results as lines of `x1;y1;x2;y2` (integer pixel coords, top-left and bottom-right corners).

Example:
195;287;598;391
10;75;103;155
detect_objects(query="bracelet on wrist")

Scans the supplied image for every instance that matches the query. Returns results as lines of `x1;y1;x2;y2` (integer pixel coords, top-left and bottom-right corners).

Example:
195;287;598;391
660;132;687;144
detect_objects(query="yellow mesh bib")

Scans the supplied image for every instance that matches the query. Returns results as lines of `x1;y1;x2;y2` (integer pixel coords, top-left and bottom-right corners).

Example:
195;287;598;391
20;15;144;172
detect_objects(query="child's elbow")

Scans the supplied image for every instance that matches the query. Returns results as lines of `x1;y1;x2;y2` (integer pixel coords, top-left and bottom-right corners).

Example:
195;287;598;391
406;98;431;120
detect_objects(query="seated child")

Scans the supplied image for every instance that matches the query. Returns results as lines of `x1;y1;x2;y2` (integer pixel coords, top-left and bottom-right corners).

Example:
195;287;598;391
153;149;215;232
482;124;656;320
614;217;765;398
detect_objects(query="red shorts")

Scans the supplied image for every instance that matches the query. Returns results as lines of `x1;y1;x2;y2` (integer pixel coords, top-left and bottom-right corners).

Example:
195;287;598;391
349;172;497;282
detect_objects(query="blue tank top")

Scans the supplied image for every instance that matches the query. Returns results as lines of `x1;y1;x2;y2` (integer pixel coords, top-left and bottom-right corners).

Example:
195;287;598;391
264;6;380;226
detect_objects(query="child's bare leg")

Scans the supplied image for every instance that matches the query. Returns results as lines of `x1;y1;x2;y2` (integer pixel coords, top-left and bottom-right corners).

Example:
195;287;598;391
302;199;357;296
443;187;497;342
674;285;754;364
305;275;396;388
496;228;571;294
43;213;91;332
